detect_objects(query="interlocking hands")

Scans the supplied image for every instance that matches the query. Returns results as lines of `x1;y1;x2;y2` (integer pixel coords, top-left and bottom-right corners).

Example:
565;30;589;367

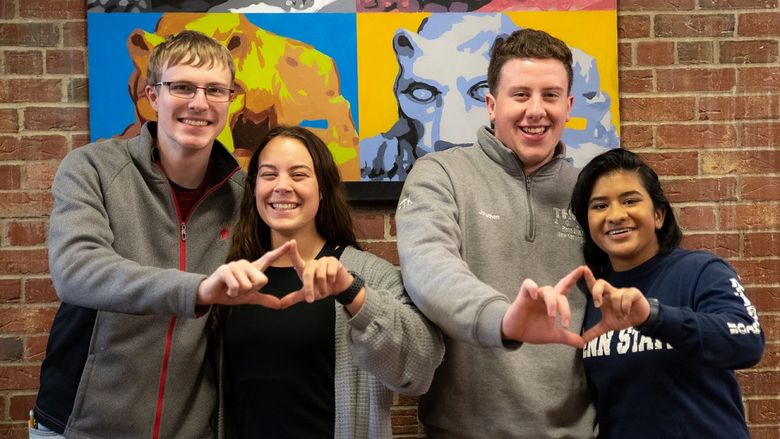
580;266;651;344
196;240;359;310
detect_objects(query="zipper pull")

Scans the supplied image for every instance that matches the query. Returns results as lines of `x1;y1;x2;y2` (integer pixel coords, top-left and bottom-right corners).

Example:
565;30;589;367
180;222;187;242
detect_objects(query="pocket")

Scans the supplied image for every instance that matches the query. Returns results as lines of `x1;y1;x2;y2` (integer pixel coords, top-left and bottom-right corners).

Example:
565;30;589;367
28;424;63;438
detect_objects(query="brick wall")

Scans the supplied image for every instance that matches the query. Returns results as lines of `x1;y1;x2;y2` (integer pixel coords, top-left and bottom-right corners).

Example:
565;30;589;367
1;1;778;438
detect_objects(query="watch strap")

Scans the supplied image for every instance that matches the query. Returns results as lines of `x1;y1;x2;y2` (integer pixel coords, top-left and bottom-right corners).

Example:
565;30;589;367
336;270;365;305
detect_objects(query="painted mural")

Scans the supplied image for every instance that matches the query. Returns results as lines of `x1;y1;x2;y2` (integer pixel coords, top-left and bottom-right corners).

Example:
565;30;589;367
86;1;618;183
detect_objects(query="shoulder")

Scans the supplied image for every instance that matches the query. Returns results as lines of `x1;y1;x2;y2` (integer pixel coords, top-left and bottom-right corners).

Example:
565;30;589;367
340;247;398;278
659;248;736;278
59;137;134;177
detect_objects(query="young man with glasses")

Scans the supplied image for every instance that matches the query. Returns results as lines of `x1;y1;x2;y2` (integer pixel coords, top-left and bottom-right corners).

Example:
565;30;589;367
31;30;275;439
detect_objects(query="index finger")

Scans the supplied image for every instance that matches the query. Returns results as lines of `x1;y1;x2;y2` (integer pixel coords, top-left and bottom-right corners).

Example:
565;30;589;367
252;241;292;271
582;265;597;291
554;265;585;296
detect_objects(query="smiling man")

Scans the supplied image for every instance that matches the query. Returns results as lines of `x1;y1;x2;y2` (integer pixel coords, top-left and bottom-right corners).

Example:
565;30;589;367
396;29;596;438
31;31;279;439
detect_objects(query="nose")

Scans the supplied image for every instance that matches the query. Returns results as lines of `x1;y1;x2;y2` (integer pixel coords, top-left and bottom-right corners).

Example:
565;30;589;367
606;203;627;223
188;88;209;111
526;95;545;119
273;174;292;193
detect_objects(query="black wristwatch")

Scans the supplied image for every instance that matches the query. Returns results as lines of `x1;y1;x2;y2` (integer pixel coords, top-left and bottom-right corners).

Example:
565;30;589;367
336;271;365;305
634;297;660;333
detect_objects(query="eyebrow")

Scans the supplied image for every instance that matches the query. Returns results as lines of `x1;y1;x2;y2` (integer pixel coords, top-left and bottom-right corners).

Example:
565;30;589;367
258;163;313;171
589;190;645;203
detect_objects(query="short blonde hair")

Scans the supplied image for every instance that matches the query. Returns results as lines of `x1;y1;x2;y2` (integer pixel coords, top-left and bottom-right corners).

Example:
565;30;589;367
146;30;235;86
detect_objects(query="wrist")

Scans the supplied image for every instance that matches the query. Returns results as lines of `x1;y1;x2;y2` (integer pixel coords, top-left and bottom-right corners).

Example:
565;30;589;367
336;271;364;305
634;297;660;333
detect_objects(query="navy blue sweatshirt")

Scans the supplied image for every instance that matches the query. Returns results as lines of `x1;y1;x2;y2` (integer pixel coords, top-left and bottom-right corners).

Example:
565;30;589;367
582;248;764;439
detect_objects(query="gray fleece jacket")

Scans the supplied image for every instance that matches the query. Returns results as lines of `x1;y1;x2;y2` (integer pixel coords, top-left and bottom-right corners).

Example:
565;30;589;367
42;122;243;438
396;126;596;439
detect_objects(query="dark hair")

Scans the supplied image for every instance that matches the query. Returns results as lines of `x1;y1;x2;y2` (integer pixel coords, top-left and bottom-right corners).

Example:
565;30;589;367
487;28;573;96
227;125;360;263
211;126;359;330
570;148;682;276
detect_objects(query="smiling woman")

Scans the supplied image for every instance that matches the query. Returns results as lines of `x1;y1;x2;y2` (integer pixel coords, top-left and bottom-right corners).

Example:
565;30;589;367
569;148;765;439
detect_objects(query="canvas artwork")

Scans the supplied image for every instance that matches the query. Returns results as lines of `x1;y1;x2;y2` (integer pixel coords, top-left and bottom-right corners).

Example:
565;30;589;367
86;1;619;190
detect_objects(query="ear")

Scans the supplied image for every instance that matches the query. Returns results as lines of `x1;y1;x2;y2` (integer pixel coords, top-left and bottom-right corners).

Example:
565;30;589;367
485;92;497;123
654;205;666;230
566;93;574;122
393;28;421;60
146;83;160;113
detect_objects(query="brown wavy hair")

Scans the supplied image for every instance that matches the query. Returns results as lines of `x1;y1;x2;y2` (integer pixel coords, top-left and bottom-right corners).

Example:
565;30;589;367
211;125;359;329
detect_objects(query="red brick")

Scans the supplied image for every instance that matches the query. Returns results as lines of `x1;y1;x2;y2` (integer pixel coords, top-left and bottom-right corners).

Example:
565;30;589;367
739;12;780;37
636;41;674;65
0;249;49;274
63;21;87;47
731;259;780;284
739;67;780;93
23;161;58;190
749;426;780;439
620;0;695;10
0;365;40;390
0;164;22;190
0;337;23;361
20;0;85;18
0;109;19;133
742;122;780;147
25;278;58;304
755;339;779;368
3;50;43;75
655;14;735;38
0;0;14;19
0;135;68;160
9;394;36;421
702;150;780;174
677;41;714;64
24;106;89;131
388;213;396;237
750;287;780;313
745;232;780;257
0;307;56;333
46;49;86;75
681;233;739;258
657;68;736;92
621;97;696;122
71;133;91;149
700;0;778;8
0;425;30;439
619;125;653;149
618;14;651;38
619;69;653;93
7;221;47;246
359;241;399;265
68;77;89;103
661;177;737;203
618;42;632;67
0;192;53;217
638;151;699;176
738;369;780;395
678;206;717;230
747;399;780;424
0;279;22;303
353;211;385;240
0;23;60;47
25;334;49;361
721;203;780;229
657;123;736;148
699;95;780;121
720;40;778;63
742;176;780;201
0;79;62;103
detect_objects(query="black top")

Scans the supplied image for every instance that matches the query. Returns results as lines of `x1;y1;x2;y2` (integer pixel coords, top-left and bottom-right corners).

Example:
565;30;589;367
223;243;344;439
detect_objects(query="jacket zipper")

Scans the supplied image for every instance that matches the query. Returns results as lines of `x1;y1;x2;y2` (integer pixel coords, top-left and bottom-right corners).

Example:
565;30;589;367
525;176;535;242
151;163;239;438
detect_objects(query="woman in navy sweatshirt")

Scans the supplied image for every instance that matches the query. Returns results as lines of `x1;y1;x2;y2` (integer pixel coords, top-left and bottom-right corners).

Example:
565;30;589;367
569;148;764;439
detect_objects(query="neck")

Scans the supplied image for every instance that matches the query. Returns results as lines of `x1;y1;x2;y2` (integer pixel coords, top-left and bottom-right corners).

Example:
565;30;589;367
271;229;326;266
158;145;211;189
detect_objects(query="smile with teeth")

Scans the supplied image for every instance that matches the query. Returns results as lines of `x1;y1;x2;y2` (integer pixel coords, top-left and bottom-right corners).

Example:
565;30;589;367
181;118;209;127
520;126;547;135
606;227;634;236
270;202;299;210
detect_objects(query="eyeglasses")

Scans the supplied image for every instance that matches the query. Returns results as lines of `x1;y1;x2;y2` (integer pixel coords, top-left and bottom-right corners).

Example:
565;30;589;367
155;81;235;103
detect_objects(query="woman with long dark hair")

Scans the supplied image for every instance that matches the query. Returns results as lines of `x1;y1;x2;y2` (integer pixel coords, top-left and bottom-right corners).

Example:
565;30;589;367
570;148;764;438
213;126;443;438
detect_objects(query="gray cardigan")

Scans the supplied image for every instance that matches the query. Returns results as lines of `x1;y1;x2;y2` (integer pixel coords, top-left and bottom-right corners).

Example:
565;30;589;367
218;246;444;439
